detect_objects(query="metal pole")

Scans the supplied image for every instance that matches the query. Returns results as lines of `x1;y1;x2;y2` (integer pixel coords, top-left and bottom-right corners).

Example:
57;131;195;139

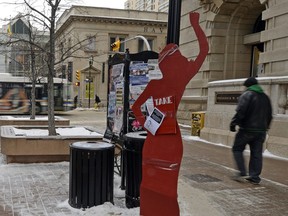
120;48;131;190
88;56;93;108
166;0;182;45
123;49;130;135
88;67;91;108
77;83;80;107
121;35;151;51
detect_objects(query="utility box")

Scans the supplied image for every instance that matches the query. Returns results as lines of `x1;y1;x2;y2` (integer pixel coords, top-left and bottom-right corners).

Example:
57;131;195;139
191;112;205;136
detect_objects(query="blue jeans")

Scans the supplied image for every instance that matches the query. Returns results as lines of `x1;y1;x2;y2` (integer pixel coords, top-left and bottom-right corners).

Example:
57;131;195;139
232;130;266;182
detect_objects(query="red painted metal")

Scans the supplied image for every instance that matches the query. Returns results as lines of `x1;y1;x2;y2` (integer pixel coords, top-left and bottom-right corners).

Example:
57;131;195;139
132;12;209;216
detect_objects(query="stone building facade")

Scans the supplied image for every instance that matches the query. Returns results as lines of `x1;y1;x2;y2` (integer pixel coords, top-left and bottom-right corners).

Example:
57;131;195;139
124;0;169;12
179;0;288;158
55;6;167;108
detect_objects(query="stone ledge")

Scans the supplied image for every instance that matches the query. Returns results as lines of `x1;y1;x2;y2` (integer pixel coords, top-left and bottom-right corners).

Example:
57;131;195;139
0;116;70;126
200;126;288;158
0;126;103;163
266;136;288;158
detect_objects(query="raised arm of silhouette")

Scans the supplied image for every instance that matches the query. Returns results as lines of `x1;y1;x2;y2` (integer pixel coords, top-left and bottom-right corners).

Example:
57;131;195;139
132;12;208;216
132;12;208;125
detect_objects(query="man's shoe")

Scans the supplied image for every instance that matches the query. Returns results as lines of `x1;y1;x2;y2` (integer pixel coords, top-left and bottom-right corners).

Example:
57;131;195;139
231;175;249;183
245;178;260;185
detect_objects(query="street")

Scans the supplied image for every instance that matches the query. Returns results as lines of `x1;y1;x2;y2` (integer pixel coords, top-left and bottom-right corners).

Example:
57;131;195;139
60;108;107;134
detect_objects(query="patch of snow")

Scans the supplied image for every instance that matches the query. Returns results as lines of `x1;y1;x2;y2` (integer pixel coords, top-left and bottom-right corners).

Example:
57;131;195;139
182;134;288;161
12;126;102;136
57;201;140;216
56;174;140;215
179;123;191;129
182;135;228;148
263;149;288;161
1;115;49;120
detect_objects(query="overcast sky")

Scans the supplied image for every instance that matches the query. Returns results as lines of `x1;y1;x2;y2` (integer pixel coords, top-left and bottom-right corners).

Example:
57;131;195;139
0;0;126;26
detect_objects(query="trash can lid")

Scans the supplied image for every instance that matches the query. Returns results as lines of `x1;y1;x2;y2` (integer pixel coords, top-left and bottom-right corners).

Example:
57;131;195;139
70;141;113;150
124;131;147;140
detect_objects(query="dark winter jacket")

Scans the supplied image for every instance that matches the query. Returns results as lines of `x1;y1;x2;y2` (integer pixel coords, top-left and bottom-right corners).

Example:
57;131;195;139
230;84;273;132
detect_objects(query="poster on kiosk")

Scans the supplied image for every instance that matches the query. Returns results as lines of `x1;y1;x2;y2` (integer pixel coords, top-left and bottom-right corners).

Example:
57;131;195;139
104;51;159;143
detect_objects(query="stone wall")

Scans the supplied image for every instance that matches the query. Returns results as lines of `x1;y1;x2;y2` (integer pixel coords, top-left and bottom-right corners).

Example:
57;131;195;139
201;77;288;158
177;0;288;158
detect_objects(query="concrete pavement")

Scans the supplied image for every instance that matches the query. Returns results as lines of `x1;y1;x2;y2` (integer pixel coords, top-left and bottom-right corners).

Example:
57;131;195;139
180;138;288;215
0;109;287;215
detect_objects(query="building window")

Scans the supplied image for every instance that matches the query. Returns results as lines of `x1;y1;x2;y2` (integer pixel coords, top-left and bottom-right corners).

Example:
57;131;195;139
59;42;64;55
67;38;72;55
110;37;125;52
85;36;96;52
138;38;153;52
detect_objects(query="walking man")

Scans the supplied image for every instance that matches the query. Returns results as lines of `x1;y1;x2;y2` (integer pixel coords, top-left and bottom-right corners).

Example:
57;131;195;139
230;77;273;184
94;94;101;109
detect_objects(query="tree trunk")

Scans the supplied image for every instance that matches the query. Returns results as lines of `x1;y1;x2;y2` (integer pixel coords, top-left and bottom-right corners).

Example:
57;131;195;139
30;50;36;119
48;10;57;136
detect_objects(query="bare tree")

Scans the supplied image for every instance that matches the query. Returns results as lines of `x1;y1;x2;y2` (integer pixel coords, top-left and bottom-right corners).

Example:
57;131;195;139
26;17;49;119
23;0;60;135
23;0;88;135
0;0;98;135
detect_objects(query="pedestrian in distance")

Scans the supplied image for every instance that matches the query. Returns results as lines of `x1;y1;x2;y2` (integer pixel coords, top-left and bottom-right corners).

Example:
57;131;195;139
74;95;78;109
230;77;273;184
94;94;101;109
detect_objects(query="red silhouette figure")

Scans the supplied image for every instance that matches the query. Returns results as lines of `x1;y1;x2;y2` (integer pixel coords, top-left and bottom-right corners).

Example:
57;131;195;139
132;12;209;216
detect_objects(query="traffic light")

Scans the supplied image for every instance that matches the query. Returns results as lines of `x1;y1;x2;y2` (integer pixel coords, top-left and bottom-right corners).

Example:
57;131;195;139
111;40;121;51
75;82;80;86
76;70;81;81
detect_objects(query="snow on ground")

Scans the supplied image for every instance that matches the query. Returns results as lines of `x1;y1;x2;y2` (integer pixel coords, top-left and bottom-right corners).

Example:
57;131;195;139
56;174;140;216
0;123;287;215
58;201;140;216
1;116;49;120
182;133;288;161
12;126;102;136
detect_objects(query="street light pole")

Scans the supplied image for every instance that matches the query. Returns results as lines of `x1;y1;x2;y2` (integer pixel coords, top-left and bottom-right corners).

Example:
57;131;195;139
88;56;93;108
167;0;182;45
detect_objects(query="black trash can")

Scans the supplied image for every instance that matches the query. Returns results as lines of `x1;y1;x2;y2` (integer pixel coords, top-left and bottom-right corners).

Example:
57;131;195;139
123;131;146;208
69;141;114;209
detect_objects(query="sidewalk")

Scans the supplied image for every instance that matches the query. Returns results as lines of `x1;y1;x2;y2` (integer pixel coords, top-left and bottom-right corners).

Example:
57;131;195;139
179;136;288;216
0;110;287;215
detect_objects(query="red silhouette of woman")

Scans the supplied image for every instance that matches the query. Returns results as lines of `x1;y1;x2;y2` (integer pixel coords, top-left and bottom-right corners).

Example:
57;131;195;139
132;12;209;216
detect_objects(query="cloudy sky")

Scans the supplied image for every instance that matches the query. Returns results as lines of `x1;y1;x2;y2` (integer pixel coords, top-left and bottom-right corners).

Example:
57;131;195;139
0;0;126;26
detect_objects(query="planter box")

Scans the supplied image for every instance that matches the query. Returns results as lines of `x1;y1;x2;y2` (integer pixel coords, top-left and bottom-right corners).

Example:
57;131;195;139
0;126;103;163
0;116;70;126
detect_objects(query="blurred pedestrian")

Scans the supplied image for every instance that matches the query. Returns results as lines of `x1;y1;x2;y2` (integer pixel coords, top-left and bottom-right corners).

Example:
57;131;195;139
230;77;272;184
74;95;78;109
94;94;101;109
